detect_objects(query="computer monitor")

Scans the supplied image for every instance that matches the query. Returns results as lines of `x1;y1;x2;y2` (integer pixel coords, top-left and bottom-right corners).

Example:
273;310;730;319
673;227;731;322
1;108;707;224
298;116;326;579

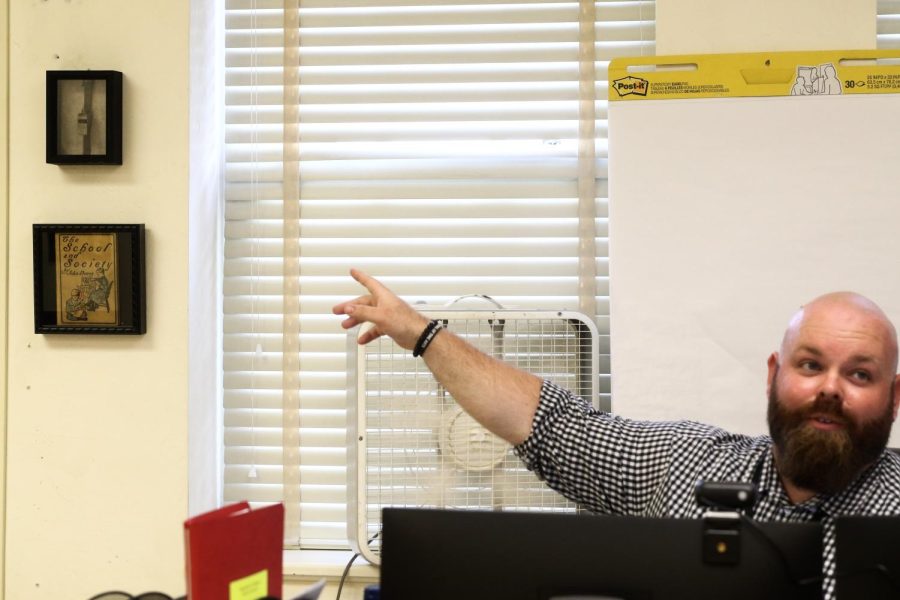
380;508;823;600
836;515;900;599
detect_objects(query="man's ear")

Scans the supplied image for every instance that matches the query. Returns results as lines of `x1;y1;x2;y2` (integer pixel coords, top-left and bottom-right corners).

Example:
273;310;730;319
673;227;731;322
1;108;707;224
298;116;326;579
892;374;900;421
766;352;780;398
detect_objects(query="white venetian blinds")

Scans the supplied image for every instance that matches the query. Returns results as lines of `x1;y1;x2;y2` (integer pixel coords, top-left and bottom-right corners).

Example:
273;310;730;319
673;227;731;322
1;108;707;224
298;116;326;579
223;0;655;549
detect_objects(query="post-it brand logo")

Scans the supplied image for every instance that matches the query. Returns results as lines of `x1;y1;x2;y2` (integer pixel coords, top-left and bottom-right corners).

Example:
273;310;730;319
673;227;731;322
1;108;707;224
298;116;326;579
612;76;649;97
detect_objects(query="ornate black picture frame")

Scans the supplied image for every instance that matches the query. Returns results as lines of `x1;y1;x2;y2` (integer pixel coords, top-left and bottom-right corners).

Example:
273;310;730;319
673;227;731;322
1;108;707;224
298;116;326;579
46;70;123;165
33;224;146;334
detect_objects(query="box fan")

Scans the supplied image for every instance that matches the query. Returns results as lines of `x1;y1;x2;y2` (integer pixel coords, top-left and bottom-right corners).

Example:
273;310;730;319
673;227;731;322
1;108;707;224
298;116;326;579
347;301;599;564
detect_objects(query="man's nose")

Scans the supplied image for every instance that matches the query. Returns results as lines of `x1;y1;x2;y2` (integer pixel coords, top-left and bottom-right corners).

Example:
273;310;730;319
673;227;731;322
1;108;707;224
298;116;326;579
817;370;843;401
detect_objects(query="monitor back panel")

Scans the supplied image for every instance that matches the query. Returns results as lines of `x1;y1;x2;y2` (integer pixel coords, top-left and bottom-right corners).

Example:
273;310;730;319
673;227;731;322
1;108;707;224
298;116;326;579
836;515;900;599
380;508;823;600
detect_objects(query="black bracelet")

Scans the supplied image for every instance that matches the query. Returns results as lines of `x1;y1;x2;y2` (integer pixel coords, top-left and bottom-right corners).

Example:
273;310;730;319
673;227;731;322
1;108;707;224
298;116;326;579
412;319;444;358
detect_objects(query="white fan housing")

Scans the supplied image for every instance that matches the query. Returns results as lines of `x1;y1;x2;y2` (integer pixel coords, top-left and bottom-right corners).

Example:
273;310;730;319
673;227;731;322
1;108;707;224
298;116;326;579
347;309;600;564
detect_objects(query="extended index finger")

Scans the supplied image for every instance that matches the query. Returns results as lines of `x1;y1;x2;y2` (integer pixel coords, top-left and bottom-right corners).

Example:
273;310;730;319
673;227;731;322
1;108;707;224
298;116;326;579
350;268;388;296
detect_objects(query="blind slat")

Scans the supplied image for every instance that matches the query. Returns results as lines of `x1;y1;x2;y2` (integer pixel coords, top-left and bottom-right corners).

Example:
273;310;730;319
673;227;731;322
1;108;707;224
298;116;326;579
226;22;654;46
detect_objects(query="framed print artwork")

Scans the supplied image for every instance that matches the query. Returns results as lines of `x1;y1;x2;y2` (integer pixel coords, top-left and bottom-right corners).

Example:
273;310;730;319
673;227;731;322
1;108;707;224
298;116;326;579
46;70;123;165
33;224;146;334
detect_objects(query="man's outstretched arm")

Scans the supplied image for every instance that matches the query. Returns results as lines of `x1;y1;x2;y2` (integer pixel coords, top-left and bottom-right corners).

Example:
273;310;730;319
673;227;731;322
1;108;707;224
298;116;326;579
332;269;542;445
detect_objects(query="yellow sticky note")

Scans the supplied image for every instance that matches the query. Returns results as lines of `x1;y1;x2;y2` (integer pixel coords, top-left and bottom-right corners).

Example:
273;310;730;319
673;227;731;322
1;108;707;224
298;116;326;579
229;569;268;600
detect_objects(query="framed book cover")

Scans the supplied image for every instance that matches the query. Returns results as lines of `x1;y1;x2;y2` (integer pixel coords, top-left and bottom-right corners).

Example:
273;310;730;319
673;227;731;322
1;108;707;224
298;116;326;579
33;224;146;334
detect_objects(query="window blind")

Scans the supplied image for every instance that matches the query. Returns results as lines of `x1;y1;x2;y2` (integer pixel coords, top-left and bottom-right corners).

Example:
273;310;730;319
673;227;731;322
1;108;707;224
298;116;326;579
878;0;900;47
223;0;655;549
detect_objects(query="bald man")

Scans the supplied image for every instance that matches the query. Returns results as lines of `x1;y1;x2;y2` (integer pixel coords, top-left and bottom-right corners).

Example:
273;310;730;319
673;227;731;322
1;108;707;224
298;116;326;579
767;292;899;504
334;272;900;599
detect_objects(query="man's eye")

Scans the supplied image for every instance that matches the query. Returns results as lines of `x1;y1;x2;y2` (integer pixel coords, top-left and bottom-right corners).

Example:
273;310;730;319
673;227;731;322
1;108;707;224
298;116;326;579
799;360;820;371
851;370;872;382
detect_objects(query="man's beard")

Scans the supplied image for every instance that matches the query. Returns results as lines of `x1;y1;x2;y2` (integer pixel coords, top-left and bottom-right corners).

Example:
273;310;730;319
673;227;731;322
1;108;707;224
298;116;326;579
767;369;894;496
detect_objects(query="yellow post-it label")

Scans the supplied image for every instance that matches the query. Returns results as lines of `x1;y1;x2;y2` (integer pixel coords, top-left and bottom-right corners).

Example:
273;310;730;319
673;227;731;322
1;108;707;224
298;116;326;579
229;569;268;600
609;49;900;101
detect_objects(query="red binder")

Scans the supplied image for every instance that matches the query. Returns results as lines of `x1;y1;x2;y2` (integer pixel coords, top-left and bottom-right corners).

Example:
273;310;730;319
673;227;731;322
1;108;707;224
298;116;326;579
184;501;284;600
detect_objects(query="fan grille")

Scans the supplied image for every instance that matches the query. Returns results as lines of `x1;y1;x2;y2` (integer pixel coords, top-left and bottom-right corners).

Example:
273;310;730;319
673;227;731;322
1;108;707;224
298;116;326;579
351;312;597;561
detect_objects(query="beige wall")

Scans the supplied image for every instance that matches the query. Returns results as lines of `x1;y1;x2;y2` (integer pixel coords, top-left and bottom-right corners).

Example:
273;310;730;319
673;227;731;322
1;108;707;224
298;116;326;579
0;1;881;600
1;0;8;597
656;0;876;54
5;1;189;598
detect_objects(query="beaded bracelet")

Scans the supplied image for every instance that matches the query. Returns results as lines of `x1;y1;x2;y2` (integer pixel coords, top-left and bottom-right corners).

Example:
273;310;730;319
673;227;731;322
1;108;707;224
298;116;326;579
412;319;444;358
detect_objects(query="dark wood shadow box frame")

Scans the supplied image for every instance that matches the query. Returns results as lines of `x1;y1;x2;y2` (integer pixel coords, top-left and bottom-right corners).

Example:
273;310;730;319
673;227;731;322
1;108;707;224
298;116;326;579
33;224;146;334
46;70;123;165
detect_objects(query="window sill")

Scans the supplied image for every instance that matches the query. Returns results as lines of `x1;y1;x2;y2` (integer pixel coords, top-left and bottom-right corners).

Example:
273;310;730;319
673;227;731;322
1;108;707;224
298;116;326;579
283;549;380;583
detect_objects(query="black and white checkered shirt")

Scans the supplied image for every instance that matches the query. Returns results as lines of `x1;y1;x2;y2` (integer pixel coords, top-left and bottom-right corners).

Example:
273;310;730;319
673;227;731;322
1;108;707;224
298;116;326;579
514;381;900;599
